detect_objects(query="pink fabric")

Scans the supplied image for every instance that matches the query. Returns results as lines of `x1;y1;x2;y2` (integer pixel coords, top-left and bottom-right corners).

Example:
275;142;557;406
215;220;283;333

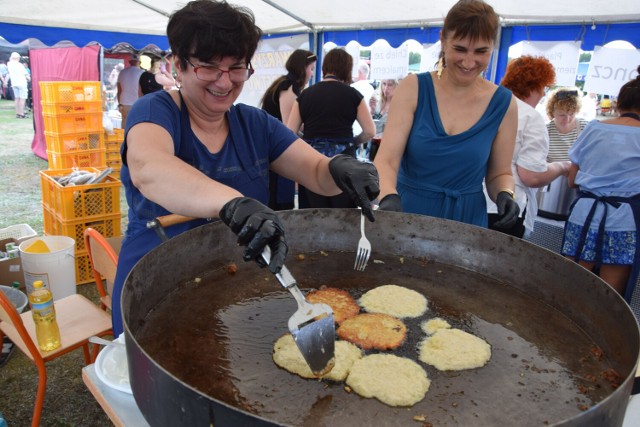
30;45;100;159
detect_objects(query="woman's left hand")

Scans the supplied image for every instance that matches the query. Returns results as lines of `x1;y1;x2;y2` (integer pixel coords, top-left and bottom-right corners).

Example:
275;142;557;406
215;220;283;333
493;191;520;229
328;155;380;221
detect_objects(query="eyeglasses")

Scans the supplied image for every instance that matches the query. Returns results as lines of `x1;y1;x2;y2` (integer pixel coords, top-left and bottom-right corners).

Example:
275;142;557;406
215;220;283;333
555;90;579;100
185;58;254;82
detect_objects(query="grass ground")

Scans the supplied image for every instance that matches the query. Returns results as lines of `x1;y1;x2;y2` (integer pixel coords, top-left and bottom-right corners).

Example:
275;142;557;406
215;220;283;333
0;98;115;426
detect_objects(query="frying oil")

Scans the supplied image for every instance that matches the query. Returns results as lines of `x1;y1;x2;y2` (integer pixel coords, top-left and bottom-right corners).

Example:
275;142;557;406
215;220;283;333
29;280;61;351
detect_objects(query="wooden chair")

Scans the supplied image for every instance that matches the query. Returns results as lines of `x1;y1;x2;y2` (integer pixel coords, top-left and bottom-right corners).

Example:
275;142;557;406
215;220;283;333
84;228;121;311
0;291;112;427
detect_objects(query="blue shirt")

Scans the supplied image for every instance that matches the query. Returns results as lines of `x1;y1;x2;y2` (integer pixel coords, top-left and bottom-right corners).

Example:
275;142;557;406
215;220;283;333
112;90;298;335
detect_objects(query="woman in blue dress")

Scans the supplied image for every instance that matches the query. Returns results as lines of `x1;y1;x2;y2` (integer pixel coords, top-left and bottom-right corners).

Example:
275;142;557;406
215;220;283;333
111;0;379;336
561;67;640;302
374;0;519;228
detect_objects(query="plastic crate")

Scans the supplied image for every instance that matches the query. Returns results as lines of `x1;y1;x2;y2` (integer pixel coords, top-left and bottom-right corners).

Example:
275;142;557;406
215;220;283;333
0;224;37;243
43;112;103;134
42;206;121;252
40;168;120;221
47;148;106;169
41;101;103;115
39;81;101;103
105;128;124;143
108;168;121;180
45;131;104;152
106;149;121;162
74;249;94;285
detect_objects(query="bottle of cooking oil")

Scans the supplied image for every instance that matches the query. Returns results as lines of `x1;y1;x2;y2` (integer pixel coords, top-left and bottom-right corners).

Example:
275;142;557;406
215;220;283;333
28;280;61;351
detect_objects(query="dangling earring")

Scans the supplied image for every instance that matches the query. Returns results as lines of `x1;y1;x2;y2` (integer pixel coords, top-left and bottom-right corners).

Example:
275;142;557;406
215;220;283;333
436;56;444;80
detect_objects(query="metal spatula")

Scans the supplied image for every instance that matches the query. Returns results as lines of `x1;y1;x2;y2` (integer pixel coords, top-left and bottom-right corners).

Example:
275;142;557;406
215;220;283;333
261;247;336;375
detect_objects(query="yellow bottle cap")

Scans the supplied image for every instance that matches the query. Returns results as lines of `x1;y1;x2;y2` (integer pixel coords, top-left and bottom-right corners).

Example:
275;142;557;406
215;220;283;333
33;280;44;289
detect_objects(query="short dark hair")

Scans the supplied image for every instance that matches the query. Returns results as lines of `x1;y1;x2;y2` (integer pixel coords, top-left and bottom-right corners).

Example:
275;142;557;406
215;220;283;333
322;48;353;83
167;0;262;69
616;65;640;112
442;0;499;44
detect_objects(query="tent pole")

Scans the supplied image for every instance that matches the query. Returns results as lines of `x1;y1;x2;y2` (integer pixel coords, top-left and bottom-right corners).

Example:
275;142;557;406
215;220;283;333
489;24;502;83
261;0;314;31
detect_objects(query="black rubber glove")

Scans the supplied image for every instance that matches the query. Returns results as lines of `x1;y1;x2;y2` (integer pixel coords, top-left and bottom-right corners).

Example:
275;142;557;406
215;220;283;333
219;197;287;274
328;154;380;222
377;194;403;212
493;191;520;230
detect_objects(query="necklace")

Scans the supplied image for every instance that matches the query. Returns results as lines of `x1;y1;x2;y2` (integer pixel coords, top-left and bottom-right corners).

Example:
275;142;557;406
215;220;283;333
323;74;340;81
620;112;640;121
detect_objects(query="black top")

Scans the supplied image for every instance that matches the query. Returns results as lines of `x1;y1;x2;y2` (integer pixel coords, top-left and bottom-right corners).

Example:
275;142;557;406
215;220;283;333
262;79;294;122
139;71;164;95
297;80;363;139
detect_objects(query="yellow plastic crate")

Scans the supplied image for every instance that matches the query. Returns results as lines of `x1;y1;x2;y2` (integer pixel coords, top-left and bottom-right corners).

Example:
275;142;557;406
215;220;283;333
40;168;120;221
106;149;121;162
45;131;104;152
47;148;106;169
39;81;101;103
43;112;103;134
74;249;94;285
42;206;121;253
105;128;124;143
41;101;103;115
108;168;121;180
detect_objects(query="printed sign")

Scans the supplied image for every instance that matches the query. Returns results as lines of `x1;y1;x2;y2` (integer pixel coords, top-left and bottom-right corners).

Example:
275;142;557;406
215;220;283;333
420;41;440;72
583;45;640;96
520;40;581;87
370;43;409;80
236;34;310;107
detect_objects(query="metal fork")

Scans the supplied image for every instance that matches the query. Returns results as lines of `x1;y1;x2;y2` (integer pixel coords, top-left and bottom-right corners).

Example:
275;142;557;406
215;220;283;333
354;210;371;271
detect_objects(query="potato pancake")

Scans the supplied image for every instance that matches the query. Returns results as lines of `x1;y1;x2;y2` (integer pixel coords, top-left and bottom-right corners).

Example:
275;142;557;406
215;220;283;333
346;354;430;407
419;328;491;371
337;313;407;350
421;317;451;335
306;287;360;324
359;284;427;318
273;334;362;381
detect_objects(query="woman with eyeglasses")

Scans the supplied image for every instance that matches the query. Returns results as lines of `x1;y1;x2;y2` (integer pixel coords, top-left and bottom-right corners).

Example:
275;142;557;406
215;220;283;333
561;66;640;302
110;0;380;336
261;49;317;211
545;88;590;162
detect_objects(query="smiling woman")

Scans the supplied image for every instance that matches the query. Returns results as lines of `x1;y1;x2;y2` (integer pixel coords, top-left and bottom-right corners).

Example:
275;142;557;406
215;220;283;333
373;0;520;231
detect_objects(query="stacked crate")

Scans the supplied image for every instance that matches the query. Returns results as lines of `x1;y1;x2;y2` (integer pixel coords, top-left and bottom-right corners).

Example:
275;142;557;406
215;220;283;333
40;81;106;169
40;168;121;284
105;128;125;179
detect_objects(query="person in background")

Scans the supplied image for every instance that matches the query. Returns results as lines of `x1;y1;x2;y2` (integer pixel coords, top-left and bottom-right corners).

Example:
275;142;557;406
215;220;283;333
368;78;399;161
351;60;375;159
117;54;144;129
485;56;571;237
138;55;175;96
374;0;519;229
0;60;9;99
287;48;376;210
561;66;640;302
260;49;317;210
7;52;29;118
578;91;598;121
108;63;124;91
111;0;379;336
545;87;589;162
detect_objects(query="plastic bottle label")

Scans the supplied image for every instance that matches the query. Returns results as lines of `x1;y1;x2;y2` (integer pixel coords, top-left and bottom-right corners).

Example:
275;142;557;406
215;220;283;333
31;300;54;317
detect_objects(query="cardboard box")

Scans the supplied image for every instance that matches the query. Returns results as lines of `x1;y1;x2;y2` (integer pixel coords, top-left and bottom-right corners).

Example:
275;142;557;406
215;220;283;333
0;237;25;291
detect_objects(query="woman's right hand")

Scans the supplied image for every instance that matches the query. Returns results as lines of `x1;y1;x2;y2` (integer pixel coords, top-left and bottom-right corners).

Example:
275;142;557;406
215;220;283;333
219;197;288;274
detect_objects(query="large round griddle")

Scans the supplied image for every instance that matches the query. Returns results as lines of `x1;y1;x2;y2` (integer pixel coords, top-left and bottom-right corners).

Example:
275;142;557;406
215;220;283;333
122;209;640;426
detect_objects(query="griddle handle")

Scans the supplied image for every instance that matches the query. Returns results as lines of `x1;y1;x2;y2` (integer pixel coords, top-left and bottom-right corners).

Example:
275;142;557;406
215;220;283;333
155;214;197;228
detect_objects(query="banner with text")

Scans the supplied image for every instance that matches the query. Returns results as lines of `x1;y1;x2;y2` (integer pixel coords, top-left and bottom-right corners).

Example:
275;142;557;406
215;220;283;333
583;46;640;96
520;40;581;87
420;41;440;73
370;42;409;80
236;34;310;107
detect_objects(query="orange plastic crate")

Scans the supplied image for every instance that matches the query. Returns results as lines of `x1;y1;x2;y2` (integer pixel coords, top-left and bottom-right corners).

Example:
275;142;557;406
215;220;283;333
43;112;103;134
105;128;124;143
39;81;101;103
106;149;121;162
45;131;104;152
47;148;106;169
40;168;120;221
41;101;103;115
74;249;94;285
42;205;121;253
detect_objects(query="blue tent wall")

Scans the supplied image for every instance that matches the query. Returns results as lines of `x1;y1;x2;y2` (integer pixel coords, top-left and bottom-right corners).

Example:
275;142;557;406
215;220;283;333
0;22;169;51
321;22;640;84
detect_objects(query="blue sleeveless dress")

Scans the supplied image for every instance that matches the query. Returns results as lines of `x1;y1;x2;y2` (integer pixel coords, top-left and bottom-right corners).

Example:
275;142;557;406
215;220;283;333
397;72;512;227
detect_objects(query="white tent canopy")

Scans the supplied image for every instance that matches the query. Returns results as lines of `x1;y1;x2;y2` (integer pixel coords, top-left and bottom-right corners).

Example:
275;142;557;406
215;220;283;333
1;0;639;40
